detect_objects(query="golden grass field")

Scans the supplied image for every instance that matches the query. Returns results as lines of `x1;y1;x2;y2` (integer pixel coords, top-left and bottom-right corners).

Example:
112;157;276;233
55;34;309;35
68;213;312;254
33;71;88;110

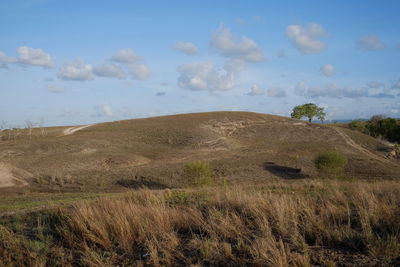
0;112;399;266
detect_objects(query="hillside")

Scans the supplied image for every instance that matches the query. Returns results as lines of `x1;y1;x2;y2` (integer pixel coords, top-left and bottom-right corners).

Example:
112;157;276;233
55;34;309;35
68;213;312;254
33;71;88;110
0;112;398;193
1;112;400;266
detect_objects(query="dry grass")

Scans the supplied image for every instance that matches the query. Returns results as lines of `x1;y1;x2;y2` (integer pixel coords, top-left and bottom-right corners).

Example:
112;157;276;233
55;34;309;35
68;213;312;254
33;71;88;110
1;180;399;266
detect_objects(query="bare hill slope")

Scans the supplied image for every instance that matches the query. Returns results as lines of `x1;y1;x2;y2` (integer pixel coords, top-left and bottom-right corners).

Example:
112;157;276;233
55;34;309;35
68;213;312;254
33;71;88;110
0;111;398;191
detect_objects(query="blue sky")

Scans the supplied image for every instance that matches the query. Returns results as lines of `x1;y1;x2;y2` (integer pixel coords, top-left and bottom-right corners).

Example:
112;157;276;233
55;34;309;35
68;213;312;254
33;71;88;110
1;0;400;126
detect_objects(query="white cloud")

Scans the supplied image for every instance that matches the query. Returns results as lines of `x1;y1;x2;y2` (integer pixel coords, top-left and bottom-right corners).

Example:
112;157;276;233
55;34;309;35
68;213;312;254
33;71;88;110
246;84;265;96
127;63;151;80
356;35;385;51
0;51;16;63
319;64;335;77
294;80;308;95
210;25;265;62
286;23;327;54
93;63;126;79
96;104;113;117
174;41;198;54
296;82;394;99
177;60;244;92
16;46;54;68
109;48;151;80
267;87;286;97
111;48;141;64
47;84;65;93
58;58;94;81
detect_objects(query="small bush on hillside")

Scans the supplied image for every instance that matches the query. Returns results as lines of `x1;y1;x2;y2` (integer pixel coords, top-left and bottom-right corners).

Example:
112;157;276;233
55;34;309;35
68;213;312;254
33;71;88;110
184;161;214;186
315;151;348;176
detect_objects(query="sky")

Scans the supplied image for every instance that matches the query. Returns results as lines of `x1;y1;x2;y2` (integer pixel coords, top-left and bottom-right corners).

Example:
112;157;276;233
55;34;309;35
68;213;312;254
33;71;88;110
1;0;400;127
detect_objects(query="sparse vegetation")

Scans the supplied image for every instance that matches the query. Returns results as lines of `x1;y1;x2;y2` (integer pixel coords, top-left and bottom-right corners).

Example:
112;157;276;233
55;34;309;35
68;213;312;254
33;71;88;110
1;180;400;266
1;111;400;266
184;161;214;186
314;151;348;176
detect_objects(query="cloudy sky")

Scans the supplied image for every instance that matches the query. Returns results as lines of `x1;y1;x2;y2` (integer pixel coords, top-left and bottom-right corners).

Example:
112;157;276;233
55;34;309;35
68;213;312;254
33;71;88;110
1;0;400;126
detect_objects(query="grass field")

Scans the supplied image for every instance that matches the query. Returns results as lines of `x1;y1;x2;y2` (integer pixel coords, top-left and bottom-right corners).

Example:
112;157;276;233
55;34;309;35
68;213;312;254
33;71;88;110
0;112;399;266
1;180;400;266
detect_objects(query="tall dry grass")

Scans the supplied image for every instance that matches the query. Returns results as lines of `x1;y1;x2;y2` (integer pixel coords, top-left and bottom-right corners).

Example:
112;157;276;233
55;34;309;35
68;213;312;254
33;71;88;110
1;180;400;266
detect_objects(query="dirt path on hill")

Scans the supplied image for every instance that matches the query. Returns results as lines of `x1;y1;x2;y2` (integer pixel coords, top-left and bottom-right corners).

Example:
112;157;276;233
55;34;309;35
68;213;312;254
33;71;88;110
331;127;397;166
0;163;29;188
63;124;93;135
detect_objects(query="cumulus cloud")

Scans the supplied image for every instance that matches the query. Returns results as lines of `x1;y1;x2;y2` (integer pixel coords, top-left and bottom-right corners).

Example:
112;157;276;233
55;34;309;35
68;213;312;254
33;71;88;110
210;25;265;62
127;63;151;80
1;47;53;68
0;51;16;64
319;64;335;77
286;23;327;54
47;84;65;93
296;82;394;99
93;63;126;79
174;41;198;54
58;58;94;81
16;46;54;68
246;84;265;96
267;87;286;97
177;60;244;92
109;48;151;80
356;35;385;51
111;48;141;64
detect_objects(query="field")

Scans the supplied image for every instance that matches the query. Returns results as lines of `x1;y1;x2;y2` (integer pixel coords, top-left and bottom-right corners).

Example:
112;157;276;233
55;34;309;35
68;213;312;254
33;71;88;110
0;112;399;266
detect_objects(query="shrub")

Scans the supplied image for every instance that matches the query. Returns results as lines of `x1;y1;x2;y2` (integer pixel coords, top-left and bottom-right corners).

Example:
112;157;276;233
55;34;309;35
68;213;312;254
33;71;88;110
349;120;367;133
314;151;348;176
184;161;214;186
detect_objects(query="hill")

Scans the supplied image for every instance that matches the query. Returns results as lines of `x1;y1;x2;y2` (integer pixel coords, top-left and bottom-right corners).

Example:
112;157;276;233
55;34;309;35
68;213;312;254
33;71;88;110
0;111;398;194
1;112;400;266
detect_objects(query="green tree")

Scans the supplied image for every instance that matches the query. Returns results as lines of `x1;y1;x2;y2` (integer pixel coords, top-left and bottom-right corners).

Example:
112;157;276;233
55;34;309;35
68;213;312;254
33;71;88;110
291;103;326;123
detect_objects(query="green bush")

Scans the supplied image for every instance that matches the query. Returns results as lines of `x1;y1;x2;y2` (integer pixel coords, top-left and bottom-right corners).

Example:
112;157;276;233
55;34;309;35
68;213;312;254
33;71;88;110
349;120;367;133
184;161;214;186
314;151;348;176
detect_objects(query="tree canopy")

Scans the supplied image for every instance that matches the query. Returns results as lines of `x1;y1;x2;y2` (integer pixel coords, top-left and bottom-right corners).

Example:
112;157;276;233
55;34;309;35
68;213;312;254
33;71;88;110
291;103;326;123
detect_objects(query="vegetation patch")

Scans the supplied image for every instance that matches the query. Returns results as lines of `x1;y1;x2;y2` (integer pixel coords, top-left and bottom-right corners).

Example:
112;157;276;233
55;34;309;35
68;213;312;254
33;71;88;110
183;161;214;186
315;151;348;176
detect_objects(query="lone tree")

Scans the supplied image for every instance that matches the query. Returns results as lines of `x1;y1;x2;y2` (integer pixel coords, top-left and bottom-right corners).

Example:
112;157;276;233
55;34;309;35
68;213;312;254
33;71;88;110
291;103;326;123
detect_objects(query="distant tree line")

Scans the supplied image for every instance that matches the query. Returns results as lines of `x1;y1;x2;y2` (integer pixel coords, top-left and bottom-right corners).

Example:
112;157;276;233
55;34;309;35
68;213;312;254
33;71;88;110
349;115;400;143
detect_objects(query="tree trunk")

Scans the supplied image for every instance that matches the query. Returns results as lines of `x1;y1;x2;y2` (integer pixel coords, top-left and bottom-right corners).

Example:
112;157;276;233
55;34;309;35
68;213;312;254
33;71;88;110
308;118;312;122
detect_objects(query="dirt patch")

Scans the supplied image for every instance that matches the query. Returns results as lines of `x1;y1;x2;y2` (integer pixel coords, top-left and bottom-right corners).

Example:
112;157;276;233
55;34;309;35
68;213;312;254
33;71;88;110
62;124;93;136
0;163;31;188
332;127;397;167
200;118;266;137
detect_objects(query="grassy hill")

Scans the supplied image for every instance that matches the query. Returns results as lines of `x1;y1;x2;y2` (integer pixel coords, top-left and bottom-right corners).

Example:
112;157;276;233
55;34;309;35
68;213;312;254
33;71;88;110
1;112;399;266
1;111;398;193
